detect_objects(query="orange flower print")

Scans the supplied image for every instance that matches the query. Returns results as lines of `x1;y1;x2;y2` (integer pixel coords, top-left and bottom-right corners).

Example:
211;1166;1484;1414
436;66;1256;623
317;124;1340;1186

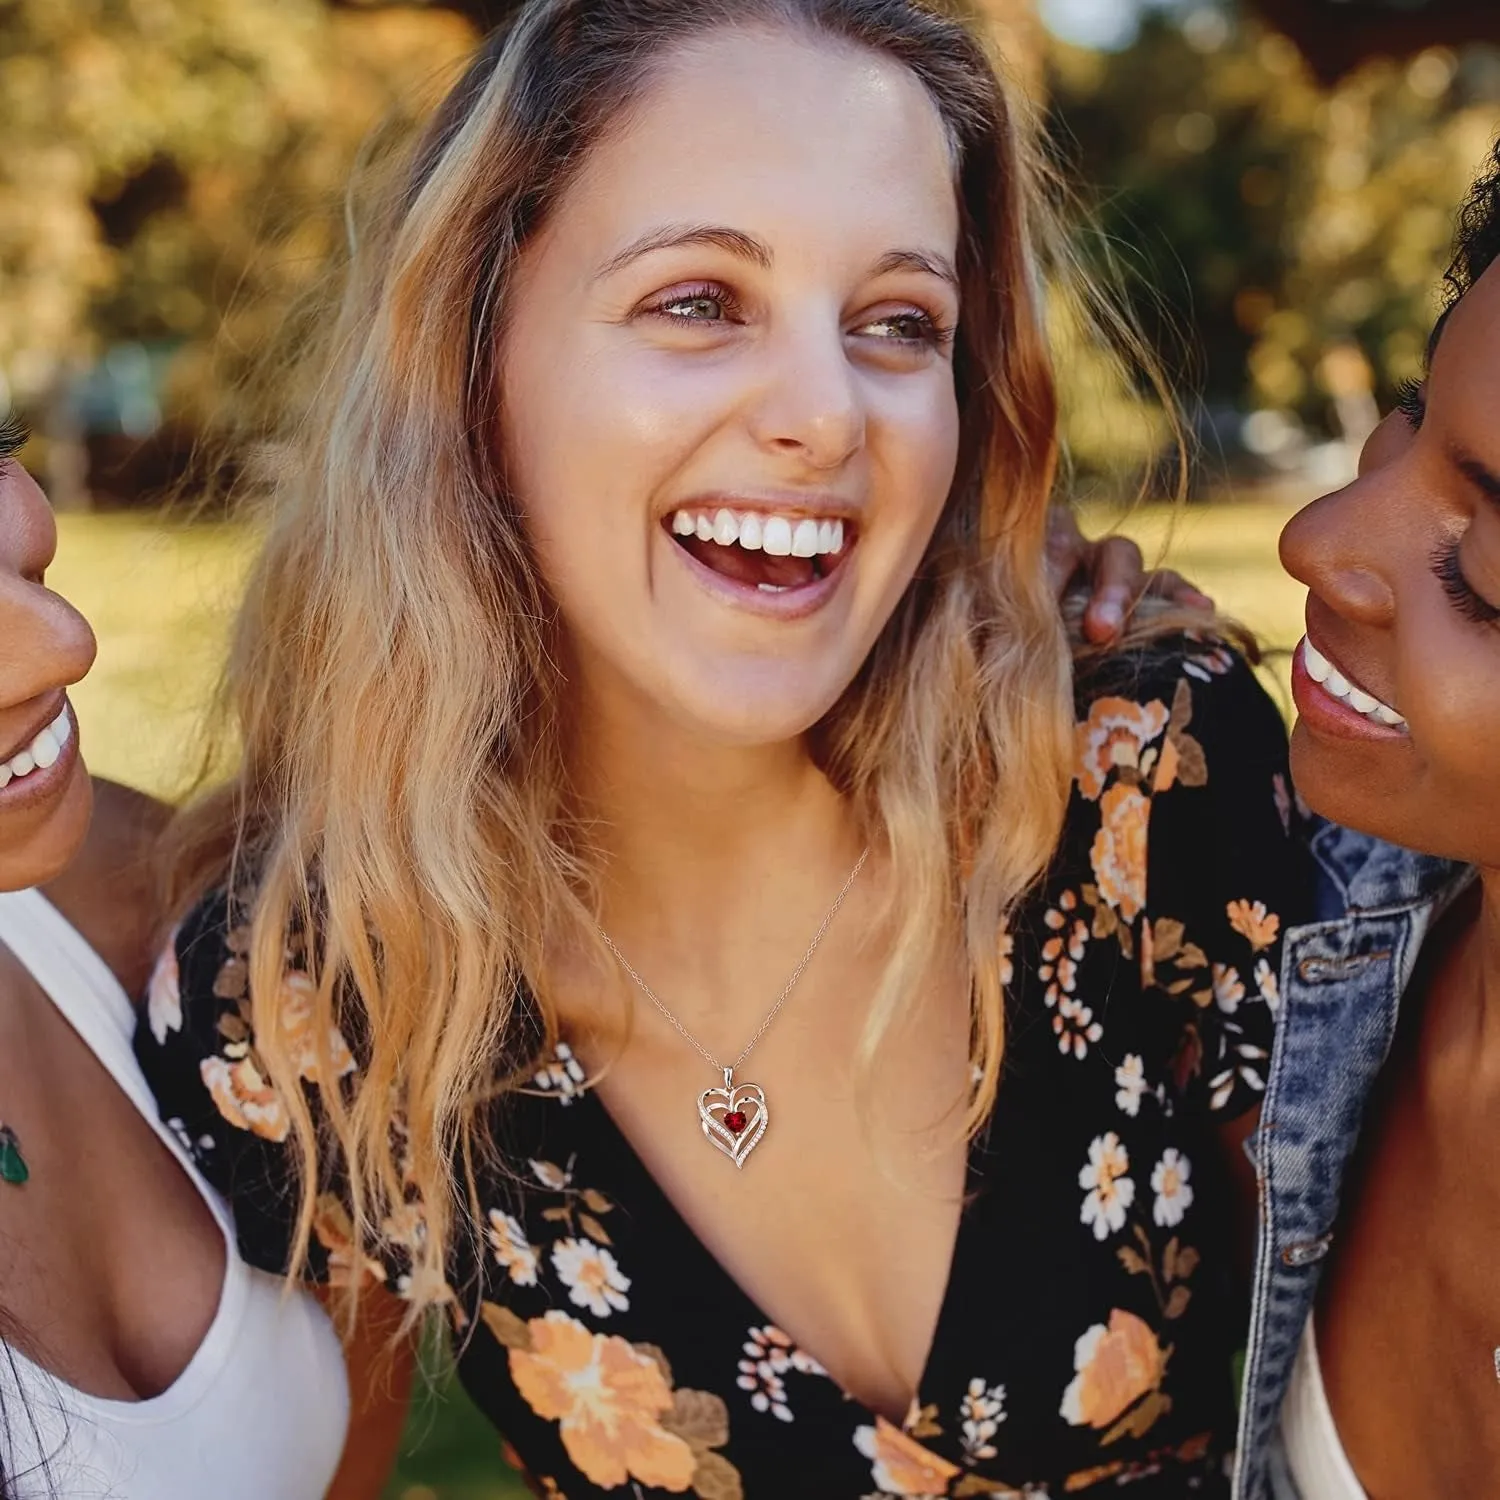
1151;733;1181;794
489;1209;541;1288
200;1052;290;1142
313;1195;387;1289
509;1311;697;1491
146;933;182;1045
277;971;357;1084
1060;1309;1166;1430
853;1416;961;1496
1075;697;1169;801
1090;783;1150;922
1226;899;1280;952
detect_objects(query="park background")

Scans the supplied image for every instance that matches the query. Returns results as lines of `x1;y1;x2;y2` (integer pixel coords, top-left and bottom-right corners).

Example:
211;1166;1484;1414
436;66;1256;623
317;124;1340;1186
5;0;1500;1495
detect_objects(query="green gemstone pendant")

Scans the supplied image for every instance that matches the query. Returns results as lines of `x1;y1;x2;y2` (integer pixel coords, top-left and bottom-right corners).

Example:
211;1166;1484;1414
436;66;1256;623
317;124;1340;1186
0;1126;29;1186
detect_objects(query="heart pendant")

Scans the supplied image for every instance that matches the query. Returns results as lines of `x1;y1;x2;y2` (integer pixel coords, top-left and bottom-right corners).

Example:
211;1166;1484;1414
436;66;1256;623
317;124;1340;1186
697;1068;768;1169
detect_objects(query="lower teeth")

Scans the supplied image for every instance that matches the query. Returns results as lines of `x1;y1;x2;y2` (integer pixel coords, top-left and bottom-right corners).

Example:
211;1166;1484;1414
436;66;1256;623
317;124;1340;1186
757;583;789;594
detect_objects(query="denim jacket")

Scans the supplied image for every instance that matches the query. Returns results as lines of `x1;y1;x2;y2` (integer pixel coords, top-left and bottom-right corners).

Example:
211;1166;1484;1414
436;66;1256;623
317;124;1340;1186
1232;819;1473;1500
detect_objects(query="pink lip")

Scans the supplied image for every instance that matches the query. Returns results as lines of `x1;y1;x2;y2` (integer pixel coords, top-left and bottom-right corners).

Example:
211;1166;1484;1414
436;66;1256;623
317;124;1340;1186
663;528;854;622
1290;637;1409;745
0;700;81;816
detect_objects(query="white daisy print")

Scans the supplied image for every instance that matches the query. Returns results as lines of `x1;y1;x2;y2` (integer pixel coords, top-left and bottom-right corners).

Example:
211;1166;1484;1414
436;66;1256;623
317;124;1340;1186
1079;1132;1135;1241
551;1236;630;1317
532;1041;587;1104
959;1376;1008;1462
736;1325;827;1422
1150;1148;1195;1228
487;1209;540;1288
147;934;183;1045
1254;957;1280;1013
1212;963;1245;1014
1114;1054;1148;1117
1054;995;1104;1059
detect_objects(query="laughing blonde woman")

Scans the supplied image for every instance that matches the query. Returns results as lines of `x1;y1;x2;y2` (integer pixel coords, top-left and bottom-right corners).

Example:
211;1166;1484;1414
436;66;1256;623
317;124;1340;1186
137;2;1311;1494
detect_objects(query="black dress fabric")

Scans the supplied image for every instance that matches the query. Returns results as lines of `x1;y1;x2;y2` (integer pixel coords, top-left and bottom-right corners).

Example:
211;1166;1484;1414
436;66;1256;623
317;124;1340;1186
136;637;1312;1499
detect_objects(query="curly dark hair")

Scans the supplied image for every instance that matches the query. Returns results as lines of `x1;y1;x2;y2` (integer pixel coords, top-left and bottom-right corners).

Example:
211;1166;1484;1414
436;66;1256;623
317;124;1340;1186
1444;135;1500;306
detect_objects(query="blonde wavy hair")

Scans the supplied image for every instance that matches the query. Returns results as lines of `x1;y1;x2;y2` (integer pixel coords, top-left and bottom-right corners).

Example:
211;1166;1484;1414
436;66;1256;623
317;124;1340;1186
168;0;1181;1319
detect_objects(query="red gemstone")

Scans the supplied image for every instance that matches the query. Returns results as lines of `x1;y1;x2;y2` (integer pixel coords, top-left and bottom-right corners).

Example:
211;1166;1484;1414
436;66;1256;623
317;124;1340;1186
723;1110;748;1134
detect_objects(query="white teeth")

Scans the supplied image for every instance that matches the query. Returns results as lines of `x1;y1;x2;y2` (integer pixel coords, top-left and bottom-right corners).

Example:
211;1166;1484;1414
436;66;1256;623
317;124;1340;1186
1303;640;1331;683
790;519;820;558
0;704;72;786
666;508;849;557
761;516;794;556
1300;638;1406;730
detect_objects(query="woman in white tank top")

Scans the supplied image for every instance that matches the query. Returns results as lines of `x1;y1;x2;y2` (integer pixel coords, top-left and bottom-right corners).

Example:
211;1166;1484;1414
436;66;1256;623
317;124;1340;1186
0;423;364;1498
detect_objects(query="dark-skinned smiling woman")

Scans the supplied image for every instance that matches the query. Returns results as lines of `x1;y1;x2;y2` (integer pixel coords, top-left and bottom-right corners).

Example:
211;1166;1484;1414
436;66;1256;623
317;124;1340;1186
1235;139;1500;1500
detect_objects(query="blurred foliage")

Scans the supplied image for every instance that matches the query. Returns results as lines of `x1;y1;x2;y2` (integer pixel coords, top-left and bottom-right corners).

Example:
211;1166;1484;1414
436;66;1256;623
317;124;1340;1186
0;0;476;430
1049;7;1500;445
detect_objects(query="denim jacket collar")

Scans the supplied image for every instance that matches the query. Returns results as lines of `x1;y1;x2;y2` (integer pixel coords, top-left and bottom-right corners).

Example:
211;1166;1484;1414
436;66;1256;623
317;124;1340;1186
1307;817;1465;917
1233;826;1472;1500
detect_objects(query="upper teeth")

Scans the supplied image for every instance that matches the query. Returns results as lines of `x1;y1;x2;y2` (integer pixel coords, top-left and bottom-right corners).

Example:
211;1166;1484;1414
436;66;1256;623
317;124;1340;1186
0;705;72;789
1301;640;1406;728
671;508;845;558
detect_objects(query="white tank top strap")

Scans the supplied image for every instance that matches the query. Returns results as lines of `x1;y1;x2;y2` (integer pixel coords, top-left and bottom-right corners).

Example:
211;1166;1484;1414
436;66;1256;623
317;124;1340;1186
1279;1313;1369;1500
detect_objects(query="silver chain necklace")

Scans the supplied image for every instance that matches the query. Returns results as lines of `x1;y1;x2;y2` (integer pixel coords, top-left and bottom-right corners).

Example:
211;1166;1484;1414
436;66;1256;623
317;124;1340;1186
595;847;870;1169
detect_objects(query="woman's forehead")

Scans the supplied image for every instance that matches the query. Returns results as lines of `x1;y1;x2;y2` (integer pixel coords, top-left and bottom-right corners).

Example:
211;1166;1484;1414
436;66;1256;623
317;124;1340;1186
555;27;960;260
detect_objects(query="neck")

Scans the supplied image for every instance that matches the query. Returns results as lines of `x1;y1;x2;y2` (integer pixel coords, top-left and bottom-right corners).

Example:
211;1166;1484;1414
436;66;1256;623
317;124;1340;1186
560;680;870;1034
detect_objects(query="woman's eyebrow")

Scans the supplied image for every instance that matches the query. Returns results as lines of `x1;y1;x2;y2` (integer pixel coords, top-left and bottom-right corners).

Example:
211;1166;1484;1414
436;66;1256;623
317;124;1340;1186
871;248;959;288
596;223;773;278
1447;440;1500;513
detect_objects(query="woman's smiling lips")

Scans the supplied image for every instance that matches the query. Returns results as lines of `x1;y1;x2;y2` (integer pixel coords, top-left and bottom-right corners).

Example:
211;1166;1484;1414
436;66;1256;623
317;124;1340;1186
1290;635;1409;743
661;493;860;621
0;696;80;813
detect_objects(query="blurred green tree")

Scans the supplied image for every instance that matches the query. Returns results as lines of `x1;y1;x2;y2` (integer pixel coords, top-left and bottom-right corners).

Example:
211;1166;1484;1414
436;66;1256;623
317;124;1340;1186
1048;8;1500;460
0;0;476;502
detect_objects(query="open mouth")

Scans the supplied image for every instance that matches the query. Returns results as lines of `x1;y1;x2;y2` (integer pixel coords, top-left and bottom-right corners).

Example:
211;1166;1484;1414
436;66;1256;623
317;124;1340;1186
666;506;853;595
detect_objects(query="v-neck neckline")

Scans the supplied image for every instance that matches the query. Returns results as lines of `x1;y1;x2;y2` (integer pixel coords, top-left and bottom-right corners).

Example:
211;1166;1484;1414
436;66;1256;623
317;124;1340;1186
561;1068;989;1431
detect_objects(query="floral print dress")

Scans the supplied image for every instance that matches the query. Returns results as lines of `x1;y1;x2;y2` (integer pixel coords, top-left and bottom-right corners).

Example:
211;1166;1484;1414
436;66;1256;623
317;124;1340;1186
136;638;1312;1499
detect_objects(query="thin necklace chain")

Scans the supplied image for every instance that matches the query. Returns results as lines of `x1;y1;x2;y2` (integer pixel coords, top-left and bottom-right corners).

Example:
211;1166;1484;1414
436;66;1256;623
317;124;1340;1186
596;847;870;1076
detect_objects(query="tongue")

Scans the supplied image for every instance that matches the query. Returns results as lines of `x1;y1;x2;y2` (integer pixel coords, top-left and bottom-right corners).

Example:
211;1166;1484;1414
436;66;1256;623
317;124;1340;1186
680;536;817;590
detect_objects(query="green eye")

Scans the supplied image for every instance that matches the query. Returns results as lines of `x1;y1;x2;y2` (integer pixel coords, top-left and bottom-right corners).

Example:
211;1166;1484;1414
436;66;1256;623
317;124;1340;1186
658;292;729;321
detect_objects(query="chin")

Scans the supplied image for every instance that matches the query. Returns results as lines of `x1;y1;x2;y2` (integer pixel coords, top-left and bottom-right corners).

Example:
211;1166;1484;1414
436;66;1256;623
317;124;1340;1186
0;765;94;894
665;662;857;748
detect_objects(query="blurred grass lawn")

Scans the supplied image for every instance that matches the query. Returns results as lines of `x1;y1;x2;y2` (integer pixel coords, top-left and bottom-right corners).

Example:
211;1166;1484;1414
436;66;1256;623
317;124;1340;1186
45;496;1310;1499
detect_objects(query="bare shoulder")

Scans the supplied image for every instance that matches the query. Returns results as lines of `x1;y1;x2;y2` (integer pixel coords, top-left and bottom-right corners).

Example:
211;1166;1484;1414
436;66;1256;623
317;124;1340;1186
41;778;173;998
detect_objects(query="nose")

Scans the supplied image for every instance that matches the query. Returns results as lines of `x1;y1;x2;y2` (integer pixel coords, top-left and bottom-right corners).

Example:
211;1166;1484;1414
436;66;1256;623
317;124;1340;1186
747;318;865;472
1279;469;1398;628
0;466;97;705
